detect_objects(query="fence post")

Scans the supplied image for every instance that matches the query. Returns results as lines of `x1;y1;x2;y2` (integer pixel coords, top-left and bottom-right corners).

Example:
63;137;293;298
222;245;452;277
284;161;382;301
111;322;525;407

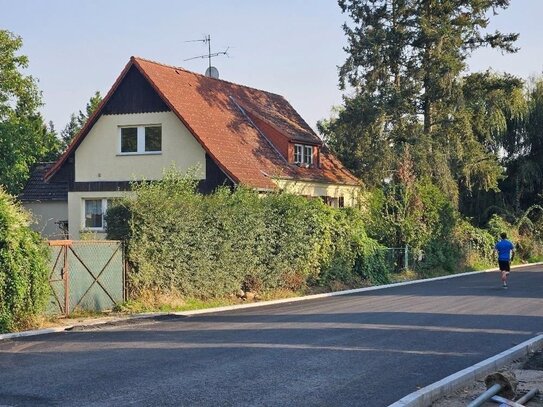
404;245;409;271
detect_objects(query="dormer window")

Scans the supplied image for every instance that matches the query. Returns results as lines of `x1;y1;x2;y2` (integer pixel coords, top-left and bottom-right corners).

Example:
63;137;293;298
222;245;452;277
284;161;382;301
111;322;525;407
294;144;313;165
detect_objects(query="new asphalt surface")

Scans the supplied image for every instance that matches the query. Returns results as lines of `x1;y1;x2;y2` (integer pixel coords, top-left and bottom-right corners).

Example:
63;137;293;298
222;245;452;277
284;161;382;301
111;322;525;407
1;265;542;407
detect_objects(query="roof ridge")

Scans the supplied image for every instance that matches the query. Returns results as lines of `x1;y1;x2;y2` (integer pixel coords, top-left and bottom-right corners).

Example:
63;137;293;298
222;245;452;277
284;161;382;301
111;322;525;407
131;56;286;99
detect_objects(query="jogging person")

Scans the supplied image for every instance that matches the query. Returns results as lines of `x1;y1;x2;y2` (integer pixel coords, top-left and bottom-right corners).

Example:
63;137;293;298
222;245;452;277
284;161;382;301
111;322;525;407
495;232;515;288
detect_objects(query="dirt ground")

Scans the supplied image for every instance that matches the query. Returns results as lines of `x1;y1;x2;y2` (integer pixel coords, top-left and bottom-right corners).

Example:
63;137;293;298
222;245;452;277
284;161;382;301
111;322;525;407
433;350;543;406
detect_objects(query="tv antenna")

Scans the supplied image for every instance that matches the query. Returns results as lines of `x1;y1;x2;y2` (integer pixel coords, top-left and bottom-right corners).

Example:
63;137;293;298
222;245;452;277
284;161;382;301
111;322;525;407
184;34;229;79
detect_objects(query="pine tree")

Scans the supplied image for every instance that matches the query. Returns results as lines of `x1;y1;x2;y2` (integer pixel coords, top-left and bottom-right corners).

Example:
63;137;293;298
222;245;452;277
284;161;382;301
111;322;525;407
325;0;519;202
61;91;102;150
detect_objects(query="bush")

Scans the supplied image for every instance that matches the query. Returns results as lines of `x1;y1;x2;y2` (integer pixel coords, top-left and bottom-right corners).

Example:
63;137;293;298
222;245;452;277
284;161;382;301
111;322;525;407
110;169;389;300
0;188;50;332
453;219;495;271
105;203;131;241
487;211;543;262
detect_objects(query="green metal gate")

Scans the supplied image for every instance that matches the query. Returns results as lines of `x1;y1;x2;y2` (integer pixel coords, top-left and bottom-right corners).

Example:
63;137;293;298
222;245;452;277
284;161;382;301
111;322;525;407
48;240;124;315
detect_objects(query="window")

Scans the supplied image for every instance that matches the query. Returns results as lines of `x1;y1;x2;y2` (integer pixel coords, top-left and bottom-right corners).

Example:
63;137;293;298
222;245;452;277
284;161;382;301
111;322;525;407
121;127;138;152
320;196;340;208
120;125;162;154
294;144;303;164
303;145;313;165
294;144;313;165
83;199;109;230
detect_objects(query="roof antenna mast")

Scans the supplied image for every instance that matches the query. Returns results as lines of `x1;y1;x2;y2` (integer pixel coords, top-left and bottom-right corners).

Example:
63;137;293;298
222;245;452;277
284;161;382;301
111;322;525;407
184;34;229;79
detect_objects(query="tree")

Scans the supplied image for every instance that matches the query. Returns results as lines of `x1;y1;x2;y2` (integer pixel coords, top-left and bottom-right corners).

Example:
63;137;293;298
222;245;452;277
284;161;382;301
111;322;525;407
0;30;61;194
61;91;102;150
500;78;543;213
326;0;518;202
456;71;527;220
320;0;421;187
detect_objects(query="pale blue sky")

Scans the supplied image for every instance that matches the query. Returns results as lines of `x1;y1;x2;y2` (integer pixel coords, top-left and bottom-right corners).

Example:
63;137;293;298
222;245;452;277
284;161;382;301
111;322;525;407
1;1;542;132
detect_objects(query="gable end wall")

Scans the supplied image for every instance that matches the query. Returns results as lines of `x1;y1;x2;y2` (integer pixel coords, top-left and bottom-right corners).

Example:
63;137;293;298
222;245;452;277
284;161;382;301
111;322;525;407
102;65;170;115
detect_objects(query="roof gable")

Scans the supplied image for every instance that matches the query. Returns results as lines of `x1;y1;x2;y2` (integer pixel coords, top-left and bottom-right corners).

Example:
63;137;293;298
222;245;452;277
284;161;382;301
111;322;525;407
102;65;170;115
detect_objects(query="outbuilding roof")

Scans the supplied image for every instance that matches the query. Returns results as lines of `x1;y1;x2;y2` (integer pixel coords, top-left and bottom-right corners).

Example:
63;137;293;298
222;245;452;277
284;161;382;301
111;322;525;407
19;162;68;202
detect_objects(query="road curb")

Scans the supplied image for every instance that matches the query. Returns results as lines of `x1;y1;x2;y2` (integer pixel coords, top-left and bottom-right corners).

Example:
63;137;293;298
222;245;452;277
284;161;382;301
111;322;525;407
389;334;543;407
1;262;541;341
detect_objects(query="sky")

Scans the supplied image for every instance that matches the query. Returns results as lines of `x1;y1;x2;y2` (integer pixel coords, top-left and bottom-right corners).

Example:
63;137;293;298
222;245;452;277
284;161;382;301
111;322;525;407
2;0;543;133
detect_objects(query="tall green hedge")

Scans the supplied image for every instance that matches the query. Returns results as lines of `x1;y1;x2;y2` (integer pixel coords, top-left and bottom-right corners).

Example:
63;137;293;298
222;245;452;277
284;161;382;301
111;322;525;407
0;189;50;332
107;170;388;299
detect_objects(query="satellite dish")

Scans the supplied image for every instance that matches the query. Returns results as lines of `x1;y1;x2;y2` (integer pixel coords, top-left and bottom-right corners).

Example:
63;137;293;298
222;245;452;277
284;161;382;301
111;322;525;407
205;66;220;79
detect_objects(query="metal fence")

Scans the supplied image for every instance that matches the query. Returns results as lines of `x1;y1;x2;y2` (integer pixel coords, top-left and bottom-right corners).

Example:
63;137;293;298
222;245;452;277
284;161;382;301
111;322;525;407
379;246;425;273
47;240;125;315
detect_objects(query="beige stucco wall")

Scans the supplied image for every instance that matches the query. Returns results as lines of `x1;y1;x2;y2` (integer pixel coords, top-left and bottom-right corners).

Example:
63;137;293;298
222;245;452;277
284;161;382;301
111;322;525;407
68;191;129;240
75;111;206;182
22;201;68;239
273;179;363;207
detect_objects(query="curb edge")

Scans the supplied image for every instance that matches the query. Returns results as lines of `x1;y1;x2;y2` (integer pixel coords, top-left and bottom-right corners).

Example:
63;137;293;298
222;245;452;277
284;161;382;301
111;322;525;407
388;334;543;407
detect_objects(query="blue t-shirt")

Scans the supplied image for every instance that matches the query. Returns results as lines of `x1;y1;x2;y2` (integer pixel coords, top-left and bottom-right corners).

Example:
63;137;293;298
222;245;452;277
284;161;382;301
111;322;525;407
495;239;514;261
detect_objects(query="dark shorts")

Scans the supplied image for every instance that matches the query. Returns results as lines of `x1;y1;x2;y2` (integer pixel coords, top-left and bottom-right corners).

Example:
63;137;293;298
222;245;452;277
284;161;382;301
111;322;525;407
498;260;511;271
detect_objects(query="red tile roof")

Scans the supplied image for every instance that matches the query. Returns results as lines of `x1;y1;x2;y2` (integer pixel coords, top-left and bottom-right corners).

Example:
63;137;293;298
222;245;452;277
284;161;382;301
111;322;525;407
47;57;361;189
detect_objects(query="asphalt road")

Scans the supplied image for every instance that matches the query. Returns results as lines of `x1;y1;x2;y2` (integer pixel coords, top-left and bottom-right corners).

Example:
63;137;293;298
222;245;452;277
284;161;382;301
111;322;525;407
1;265;542;407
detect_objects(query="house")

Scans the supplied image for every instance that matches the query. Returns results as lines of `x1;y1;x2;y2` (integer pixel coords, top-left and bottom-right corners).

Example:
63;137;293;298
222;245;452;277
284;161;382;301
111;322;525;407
20;57;362;239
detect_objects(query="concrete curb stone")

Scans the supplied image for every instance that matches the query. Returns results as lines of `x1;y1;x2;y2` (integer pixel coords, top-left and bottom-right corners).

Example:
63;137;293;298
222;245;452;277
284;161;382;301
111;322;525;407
389;334;543;407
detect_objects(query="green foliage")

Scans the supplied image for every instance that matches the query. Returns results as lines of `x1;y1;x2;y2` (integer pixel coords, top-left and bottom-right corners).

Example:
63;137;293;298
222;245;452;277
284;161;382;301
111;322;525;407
105;203;131;241
328;1;518;203
0;116;60;194
496;79;543;214
486;208;543;263
453;219;496;270
0;30;41;120
322;1;543;273
108;169;389;300
61;91;102;150
0;188;50;333
0;30;61;194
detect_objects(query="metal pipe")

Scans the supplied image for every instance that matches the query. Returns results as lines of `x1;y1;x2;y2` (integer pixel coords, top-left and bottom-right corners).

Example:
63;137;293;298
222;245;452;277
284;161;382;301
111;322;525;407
516;388;538;404
467;383;502;407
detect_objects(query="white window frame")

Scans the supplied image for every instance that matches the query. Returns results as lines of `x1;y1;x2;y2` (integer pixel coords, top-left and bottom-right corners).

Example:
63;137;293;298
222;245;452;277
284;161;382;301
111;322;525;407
82;198;109;231
294;144;313;165
119;124;162;155
303;145;313;165
294;144;303;164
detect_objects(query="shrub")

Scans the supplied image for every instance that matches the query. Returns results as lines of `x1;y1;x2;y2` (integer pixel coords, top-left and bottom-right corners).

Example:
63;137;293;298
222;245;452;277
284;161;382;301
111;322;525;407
453;219;495;271
487;211;543;262
0;188;50;332
105;203;131;241
318;207;389;285
110;169;389;300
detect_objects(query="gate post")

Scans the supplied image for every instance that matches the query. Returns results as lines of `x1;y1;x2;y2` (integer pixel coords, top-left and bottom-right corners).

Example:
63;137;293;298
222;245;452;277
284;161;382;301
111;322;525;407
49;240;73;316
63;243;69;315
